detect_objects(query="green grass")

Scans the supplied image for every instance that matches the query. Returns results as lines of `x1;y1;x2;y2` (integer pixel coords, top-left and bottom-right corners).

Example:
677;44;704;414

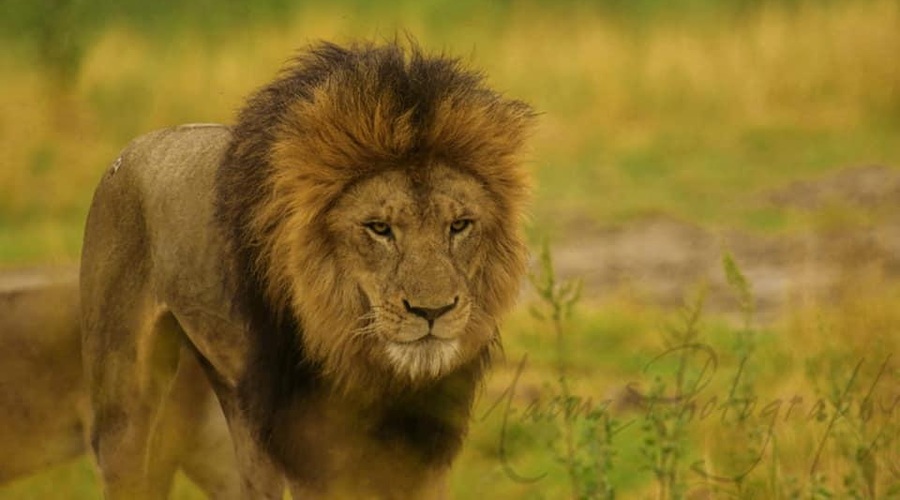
0;460;204;500
450;269;900;499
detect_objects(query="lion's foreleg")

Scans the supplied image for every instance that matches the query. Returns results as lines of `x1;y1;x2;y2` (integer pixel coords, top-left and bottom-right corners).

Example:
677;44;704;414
172;349;241;499
209;387;286;499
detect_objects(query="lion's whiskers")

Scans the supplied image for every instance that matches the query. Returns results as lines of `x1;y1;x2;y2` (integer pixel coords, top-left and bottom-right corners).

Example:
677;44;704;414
351;314;379;339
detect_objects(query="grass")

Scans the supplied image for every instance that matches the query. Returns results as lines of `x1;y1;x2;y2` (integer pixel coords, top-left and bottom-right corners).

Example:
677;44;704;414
452;253;900;499
0;460;202;500
1;0;899;265
1;0;899;498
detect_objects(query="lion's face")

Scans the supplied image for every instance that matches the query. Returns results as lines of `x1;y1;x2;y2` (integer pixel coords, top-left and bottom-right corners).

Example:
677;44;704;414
325;166;496;381
231;42;534;392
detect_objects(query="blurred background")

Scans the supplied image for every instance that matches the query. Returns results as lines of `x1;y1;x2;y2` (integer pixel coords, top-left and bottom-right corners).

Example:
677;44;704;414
0;0;898;498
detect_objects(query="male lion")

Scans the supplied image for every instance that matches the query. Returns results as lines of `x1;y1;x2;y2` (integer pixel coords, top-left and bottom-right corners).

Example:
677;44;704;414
81;40;533;499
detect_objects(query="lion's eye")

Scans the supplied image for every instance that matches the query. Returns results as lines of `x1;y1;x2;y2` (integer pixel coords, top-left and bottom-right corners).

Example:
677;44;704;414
364;221;393;238
449;219;472;235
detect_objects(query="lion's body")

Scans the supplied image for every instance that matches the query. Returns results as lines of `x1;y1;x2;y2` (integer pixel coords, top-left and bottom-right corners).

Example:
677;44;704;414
0;268;239;497
81;41;532;499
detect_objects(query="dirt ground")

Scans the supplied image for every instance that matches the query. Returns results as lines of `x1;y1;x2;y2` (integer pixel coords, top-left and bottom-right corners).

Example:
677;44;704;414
548;164;900;321
0;267;78;293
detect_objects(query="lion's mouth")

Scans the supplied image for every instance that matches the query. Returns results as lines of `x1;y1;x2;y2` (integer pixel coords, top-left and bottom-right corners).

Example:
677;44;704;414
391;333;454;345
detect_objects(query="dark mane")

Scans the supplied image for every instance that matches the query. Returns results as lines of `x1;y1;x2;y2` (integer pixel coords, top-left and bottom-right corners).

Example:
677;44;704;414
213;39;533;476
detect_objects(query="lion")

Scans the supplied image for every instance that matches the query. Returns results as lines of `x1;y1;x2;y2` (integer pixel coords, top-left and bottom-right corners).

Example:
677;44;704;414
80;40;534;499
0;267;240;497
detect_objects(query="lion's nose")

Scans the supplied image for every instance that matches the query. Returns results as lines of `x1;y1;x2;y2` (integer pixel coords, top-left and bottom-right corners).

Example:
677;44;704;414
403;297;459;325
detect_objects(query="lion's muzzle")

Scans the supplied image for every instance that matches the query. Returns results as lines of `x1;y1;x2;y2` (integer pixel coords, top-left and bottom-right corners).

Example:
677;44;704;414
402;296;459;327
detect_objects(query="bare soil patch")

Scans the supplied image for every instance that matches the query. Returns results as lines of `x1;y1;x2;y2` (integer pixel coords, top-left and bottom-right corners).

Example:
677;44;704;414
548;165;900;320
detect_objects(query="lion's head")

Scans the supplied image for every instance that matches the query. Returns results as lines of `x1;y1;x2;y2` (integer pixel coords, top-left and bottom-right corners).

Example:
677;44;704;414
217;41;533;392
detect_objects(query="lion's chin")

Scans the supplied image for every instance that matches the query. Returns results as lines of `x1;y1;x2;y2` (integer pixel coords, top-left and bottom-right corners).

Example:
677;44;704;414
383;337;462;382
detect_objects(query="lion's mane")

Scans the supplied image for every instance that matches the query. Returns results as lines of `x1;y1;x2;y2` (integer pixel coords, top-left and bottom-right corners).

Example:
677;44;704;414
214;40;533;463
